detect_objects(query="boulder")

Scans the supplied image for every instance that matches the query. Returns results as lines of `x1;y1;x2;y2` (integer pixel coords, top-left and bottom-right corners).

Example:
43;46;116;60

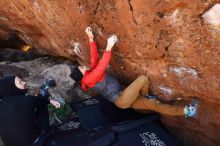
0;0;220;145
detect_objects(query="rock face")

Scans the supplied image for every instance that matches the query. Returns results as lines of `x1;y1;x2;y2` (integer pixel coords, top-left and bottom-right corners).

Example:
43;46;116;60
0;1;220;145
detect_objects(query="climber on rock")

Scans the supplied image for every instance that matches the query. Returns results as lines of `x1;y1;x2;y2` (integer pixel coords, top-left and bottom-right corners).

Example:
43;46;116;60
0;75;61;146
70;26;198;118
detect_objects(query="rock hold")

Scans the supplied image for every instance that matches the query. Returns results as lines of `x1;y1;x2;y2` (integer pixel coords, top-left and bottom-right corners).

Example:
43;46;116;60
202;4;220;27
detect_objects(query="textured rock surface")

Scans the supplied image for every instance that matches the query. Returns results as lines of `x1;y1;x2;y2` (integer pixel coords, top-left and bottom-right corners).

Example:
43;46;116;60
0;0;220;145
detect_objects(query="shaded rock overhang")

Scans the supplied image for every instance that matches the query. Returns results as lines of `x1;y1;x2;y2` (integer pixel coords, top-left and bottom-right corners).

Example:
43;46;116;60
0;1;220;146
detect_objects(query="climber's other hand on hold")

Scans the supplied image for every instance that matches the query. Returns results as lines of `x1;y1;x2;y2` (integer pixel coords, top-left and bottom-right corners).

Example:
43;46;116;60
106;35;118;51
85;26;94;41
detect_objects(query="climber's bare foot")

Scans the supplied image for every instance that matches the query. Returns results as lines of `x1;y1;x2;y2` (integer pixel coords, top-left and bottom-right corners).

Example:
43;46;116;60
85;27;94;41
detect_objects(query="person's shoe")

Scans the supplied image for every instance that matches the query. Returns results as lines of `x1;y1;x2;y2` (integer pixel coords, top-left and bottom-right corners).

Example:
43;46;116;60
184;97;199;117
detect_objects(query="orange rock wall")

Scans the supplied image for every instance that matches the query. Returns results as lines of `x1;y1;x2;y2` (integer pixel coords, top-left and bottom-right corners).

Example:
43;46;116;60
0;0;220;145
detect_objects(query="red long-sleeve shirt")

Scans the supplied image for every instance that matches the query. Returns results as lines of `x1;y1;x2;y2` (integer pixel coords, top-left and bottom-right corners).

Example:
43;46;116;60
81;42;112;91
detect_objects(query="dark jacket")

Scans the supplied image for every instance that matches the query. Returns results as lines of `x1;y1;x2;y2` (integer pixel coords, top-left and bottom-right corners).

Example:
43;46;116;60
0;95;49;146
0;75;27;97
92;75;121;102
